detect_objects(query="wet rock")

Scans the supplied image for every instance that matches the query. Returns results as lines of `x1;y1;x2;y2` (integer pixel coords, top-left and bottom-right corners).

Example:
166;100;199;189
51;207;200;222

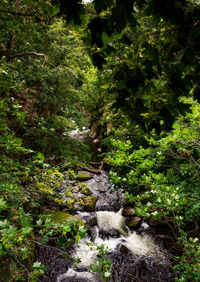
119;244;129;256
99;229;121;240
95;189;127;212
110;247;175;282
43;211;85;225
77;172;94;181
80;196;97;211
127;216;142;227
88;215;97;226
80;185;92;195
122;208;135;216
35;244;71;282
77;212;97;226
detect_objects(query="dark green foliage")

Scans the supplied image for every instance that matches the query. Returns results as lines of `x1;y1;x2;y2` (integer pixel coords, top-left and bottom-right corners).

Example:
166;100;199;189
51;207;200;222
53;0;84;24
79;0;200;130
1;0;200;280
106;99;200;279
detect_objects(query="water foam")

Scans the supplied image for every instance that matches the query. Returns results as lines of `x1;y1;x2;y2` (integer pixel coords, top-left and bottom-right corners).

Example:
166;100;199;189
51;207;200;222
73;210;163;268
73;236;123;267
96;209;128;237
58;210;166;281
125;232;159;256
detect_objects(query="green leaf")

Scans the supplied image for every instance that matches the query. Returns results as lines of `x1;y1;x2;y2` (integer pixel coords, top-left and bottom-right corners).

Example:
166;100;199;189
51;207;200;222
33;261;42;268
21;226;33;235
0;219;9;229
63;225;71;232
0;198;7;211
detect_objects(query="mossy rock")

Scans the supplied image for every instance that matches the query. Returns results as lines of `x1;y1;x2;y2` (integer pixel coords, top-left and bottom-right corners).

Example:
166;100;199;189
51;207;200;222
77;172;93;181
81;184;92;195
44;211;84;225
80;196;97;211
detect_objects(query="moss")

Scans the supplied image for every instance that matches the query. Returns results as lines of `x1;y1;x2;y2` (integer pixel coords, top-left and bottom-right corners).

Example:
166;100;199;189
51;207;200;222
44;211;85;225
80;184;92;195
76;172;93;181
79;196;97;211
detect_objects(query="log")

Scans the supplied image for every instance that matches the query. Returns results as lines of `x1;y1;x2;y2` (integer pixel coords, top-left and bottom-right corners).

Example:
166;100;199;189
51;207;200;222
78;164;101;175
78;160;104;175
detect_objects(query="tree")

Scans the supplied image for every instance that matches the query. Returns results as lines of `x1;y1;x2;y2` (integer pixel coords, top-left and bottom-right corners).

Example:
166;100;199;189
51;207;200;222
55;0;200;131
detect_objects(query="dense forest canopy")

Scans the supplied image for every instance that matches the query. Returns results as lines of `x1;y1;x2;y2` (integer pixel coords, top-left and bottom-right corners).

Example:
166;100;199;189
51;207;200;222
1;0;200;281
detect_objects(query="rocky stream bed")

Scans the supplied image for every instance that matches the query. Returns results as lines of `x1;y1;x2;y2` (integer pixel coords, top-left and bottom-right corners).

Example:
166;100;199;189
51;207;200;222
35;168;180;282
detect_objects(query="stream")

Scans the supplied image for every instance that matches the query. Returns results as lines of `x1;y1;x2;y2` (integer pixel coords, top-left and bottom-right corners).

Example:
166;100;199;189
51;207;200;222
35;131;178;282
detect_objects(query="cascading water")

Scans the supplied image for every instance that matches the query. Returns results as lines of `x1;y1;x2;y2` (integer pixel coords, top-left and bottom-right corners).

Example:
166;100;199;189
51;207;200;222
56;206;173;282
35;131;177;281
35;170;176;282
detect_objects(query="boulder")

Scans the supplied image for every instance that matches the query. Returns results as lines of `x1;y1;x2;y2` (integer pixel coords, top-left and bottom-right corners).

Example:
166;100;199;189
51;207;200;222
122;208;135;216
148;218;166;226
80;196;97;211
127;216;142;227
77;172;94;181
43;211;84;225
88;215;97;226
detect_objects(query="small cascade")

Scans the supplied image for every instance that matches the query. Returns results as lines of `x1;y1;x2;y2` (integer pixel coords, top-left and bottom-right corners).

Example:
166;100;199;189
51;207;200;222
56;208;174;282
35;169;176;282
67;127;90;140
97;209;129;237
35;131;176;281
34;169;176;281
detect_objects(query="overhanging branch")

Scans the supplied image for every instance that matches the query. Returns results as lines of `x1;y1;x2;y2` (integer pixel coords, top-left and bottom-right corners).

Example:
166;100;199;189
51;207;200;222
7;51;55;67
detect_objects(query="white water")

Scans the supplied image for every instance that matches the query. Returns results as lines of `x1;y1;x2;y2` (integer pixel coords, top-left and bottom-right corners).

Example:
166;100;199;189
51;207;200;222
57;209;166;282
97;209;128;237
73;210;162;266
68;127;89;140
125;232;160;256
73;234;123;268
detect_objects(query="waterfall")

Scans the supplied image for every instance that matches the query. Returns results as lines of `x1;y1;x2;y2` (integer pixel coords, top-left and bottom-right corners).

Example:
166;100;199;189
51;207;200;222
35;169;175;282
57;209;170;282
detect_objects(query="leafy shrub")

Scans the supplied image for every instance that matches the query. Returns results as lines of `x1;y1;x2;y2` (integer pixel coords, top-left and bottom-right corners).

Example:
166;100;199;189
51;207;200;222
89;244;112;281
106;98;200;279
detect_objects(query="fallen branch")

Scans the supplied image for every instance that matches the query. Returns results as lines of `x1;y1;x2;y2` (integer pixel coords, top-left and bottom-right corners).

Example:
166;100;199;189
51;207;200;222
98;159;104;172
78;164;101;175
78;159;104;175
32;240;70;257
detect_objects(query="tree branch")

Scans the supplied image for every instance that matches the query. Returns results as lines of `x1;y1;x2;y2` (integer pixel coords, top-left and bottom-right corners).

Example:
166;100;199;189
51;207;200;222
7;51;55;67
